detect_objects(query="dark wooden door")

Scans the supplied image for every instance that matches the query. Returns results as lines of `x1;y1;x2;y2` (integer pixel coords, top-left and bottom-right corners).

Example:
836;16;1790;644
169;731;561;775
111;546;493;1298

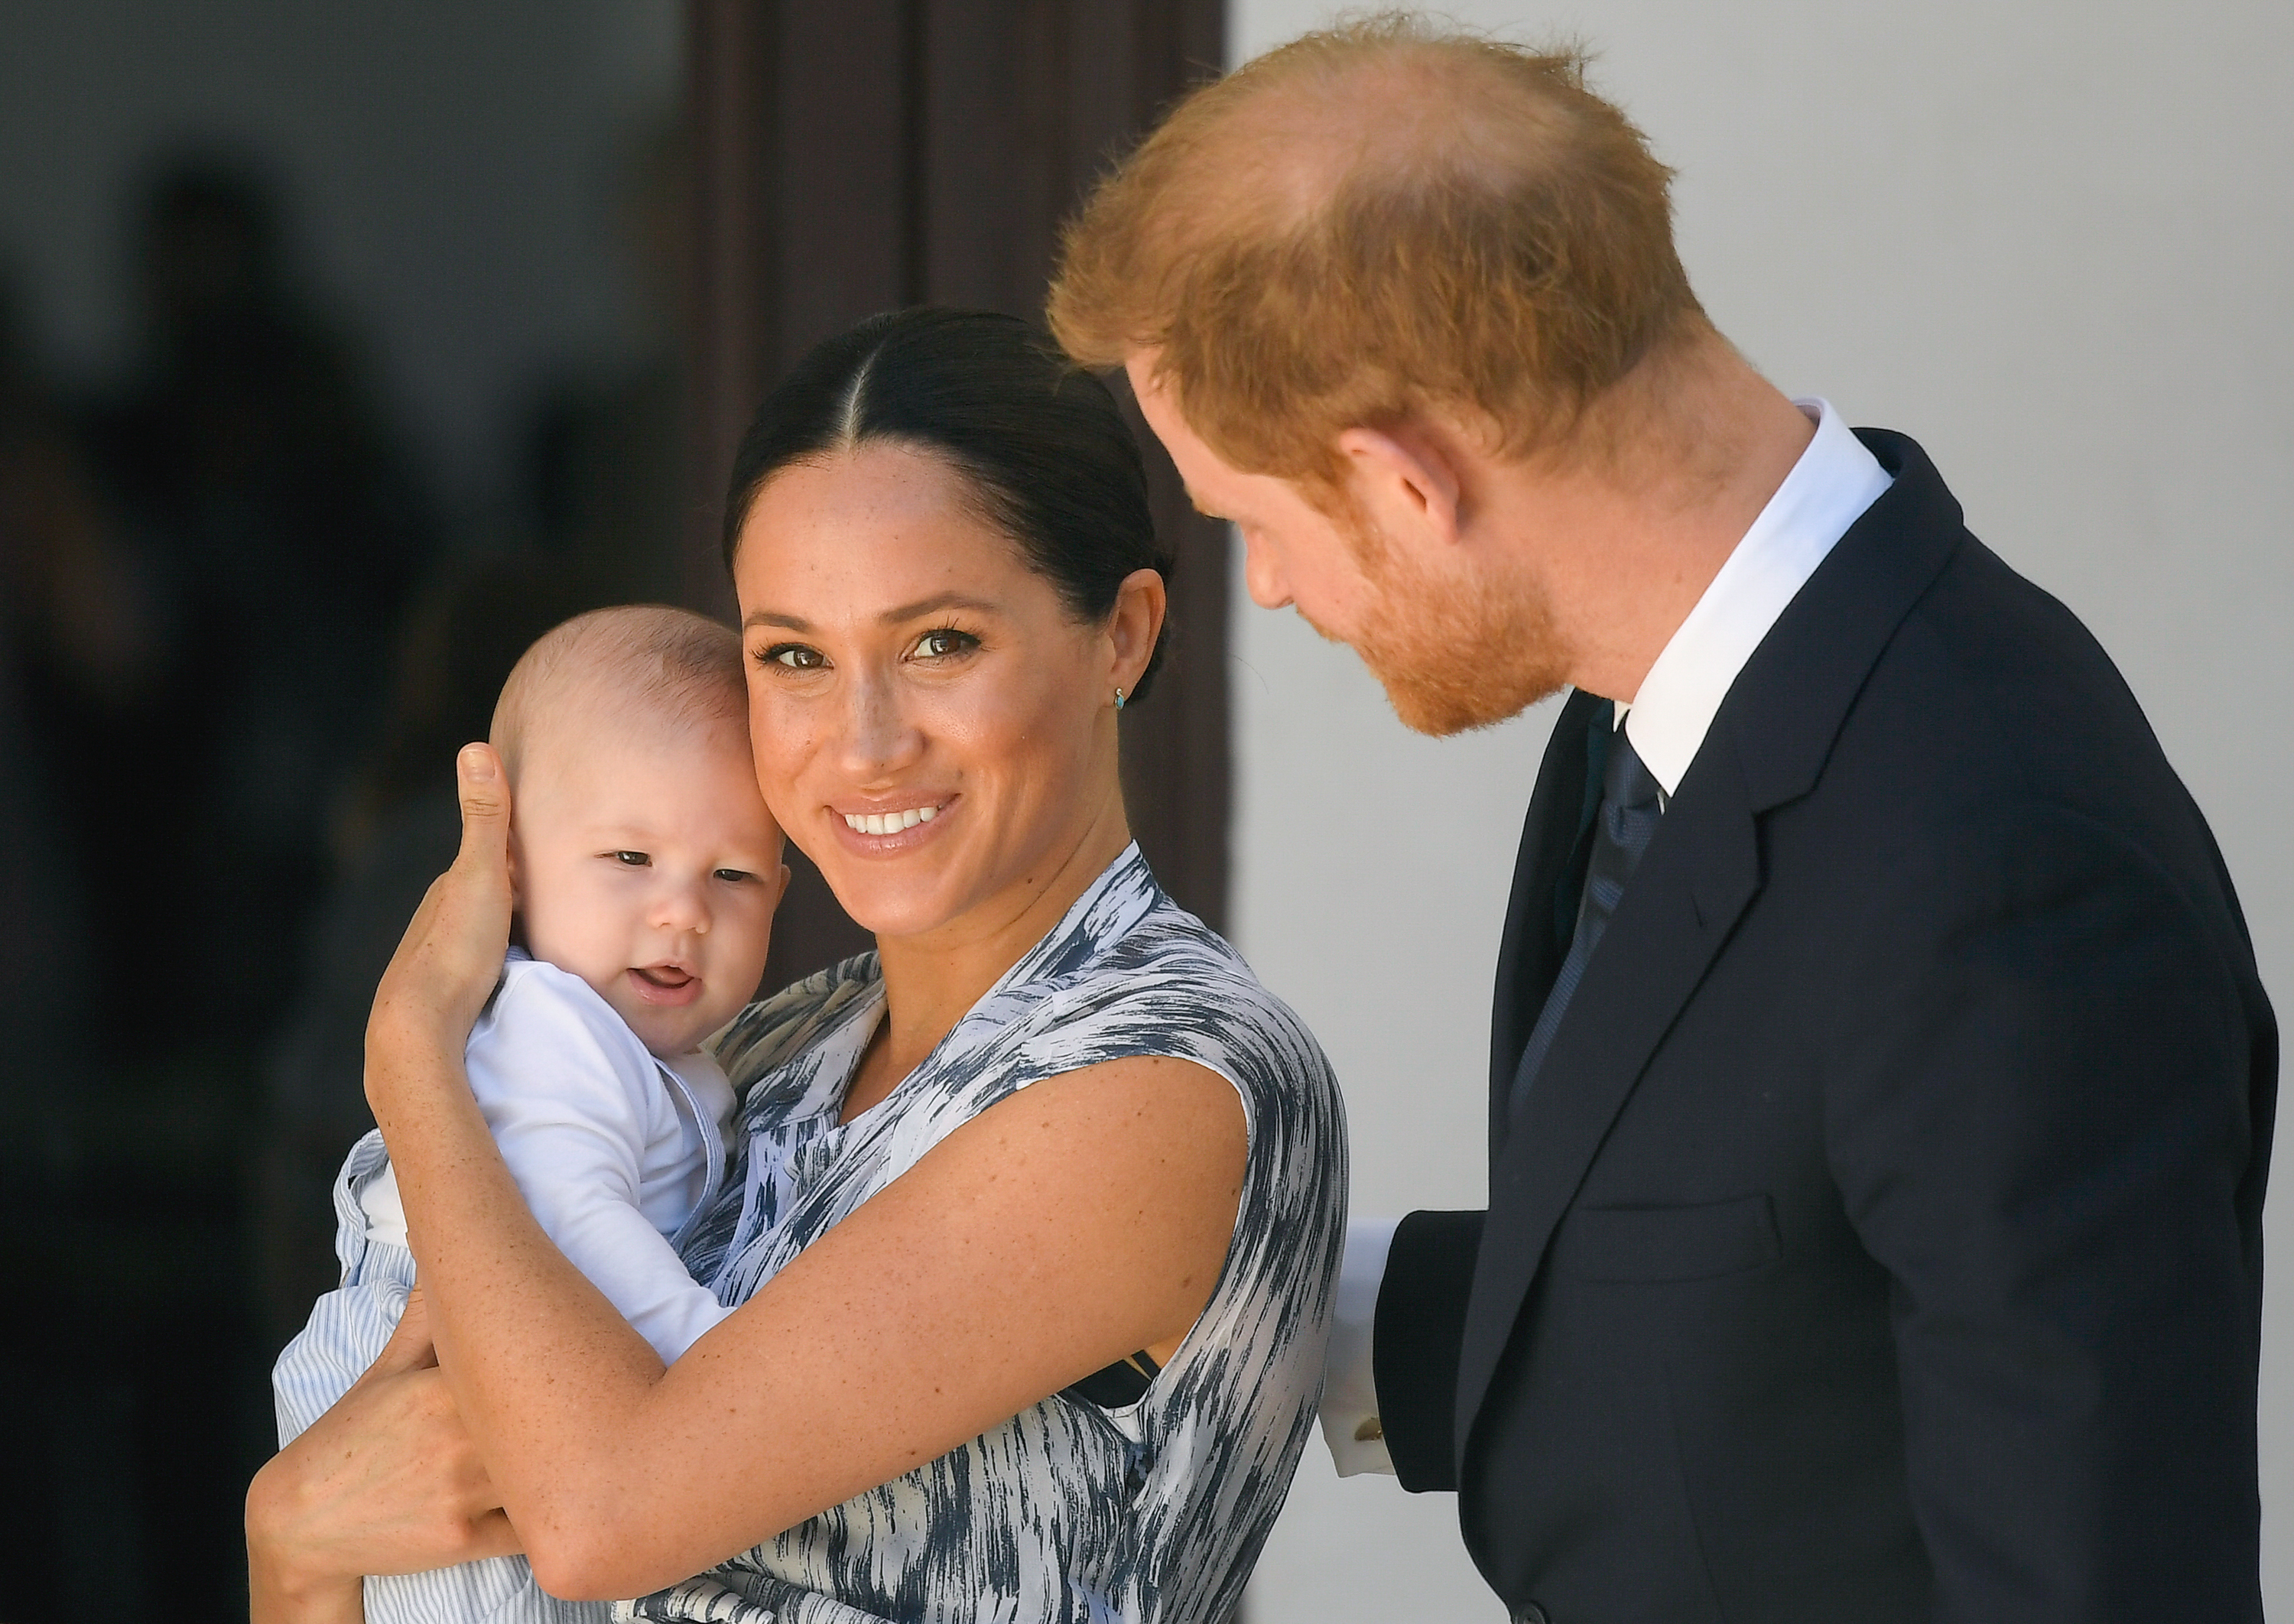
684;0;1230;988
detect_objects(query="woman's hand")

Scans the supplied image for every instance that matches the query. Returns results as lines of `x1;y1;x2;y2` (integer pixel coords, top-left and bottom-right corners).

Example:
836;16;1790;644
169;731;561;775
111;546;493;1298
247;1290;522;1623
367;744;515;1119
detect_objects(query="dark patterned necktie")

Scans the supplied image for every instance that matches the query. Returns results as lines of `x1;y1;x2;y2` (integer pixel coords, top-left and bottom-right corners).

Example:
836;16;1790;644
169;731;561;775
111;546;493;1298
1506;721;1665;1132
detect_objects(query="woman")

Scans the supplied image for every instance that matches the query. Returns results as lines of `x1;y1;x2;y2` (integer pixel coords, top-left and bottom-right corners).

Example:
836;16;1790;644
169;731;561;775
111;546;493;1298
247;309;1347;1624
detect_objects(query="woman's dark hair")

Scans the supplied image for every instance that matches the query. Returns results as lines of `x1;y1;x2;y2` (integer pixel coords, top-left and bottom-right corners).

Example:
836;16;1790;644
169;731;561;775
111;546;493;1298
720;307;1175;701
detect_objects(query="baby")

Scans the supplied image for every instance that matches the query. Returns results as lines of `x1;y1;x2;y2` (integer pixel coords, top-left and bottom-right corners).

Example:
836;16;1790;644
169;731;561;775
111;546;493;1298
273;604;785;1624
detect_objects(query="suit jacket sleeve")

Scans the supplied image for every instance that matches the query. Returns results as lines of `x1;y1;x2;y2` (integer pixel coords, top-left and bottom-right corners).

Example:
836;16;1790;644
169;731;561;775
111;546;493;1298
1828;801;2270;1620
1373;1207;1486;1492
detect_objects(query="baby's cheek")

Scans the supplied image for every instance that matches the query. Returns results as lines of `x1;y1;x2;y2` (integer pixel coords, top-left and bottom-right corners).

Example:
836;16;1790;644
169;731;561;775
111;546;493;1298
524;895;638;1003
723;912;778;1001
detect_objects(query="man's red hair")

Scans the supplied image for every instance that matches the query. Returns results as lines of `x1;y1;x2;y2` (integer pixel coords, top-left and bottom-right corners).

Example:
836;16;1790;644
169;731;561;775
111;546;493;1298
1048;13;1709;483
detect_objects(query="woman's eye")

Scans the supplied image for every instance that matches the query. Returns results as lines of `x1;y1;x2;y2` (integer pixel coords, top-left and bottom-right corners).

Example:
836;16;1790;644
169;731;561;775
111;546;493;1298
910;627;978;660
612;850;651;867
762;643;825;670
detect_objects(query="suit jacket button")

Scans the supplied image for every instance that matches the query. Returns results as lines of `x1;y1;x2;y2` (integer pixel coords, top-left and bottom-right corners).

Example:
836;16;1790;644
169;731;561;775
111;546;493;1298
1511;1606;1550;1624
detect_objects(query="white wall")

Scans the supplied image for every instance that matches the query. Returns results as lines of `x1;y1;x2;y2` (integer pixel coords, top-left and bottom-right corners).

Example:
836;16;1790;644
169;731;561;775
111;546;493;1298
1224;3;2294;1620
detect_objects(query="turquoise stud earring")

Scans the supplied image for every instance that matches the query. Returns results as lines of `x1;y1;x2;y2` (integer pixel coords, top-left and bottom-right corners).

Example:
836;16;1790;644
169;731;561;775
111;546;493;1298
1113;687;1127;711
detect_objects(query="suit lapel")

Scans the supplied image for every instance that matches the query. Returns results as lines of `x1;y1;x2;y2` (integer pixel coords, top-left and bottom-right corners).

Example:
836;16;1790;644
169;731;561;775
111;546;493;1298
1454;749;1763;1455
1487;688;1609;1156
1451;428;1974;1470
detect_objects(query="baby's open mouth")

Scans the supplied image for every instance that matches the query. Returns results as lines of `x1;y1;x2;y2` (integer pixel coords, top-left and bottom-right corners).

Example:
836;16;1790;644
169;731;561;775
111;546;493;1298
630;964;701;1005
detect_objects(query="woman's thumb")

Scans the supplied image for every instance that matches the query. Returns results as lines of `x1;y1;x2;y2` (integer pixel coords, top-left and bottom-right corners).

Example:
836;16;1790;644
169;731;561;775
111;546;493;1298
453;743;512;879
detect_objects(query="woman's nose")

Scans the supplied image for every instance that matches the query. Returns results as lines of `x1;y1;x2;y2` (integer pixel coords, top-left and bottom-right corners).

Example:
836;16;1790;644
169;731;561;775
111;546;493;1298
835;667;923;777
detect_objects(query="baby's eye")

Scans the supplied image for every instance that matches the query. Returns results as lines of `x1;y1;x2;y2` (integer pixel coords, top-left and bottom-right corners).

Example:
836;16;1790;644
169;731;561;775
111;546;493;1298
908;627;979;660
612;850;651;867
761;642;825;670
713;867;755;884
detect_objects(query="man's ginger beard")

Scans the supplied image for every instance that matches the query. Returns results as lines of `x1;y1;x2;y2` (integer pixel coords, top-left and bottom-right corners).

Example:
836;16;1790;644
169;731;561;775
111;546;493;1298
1305;509;1570;736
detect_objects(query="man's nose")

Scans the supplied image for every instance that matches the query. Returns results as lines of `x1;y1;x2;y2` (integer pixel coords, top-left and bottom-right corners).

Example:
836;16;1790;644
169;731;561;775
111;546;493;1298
1242;532;1294;610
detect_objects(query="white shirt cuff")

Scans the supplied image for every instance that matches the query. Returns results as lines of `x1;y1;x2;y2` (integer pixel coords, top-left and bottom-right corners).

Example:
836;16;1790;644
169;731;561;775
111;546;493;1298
1320;1215;1399;1476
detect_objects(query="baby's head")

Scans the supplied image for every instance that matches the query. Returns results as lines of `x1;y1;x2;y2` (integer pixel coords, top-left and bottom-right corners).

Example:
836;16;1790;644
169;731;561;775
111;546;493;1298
492;606;785;1057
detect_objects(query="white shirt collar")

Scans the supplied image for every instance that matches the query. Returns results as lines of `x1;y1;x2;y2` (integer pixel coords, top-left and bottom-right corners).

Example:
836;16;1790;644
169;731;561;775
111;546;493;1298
1617;399;1893;797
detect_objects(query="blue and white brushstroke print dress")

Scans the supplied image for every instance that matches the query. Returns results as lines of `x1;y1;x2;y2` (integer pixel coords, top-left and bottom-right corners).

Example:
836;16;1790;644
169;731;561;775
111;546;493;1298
620;845;1347;1624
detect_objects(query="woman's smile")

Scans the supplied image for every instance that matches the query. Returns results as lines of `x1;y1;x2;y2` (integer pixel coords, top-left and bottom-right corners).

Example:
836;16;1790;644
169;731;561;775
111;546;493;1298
835;794;953;840
829;793;959;859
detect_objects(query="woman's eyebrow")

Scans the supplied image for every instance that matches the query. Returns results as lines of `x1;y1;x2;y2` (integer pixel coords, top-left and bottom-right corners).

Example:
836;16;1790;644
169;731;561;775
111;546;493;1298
742;595;999;633
881;592;1000;624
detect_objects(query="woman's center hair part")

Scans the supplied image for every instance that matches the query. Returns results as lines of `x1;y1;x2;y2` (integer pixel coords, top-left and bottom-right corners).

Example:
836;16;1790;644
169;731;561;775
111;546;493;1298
722;307;1178;703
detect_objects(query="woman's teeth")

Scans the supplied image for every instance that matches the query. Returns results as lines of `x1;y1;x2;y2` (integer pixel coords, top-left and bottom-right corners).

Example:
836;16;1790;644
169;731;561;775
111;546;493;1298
844;805;938;836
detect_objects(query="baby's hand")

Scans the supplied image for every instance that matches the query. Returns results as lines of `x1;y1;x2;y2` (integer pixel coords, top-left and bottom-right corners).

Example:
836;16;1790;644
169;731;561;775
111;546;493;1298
367;744;515;1115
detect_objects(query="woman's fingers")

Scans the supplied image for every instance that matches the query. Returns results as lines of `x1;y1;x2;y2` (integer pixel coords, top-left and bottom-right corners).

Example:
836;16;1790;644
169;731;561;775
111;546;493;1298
361;1286;440;1381
367;742;515;1096
248;1360;520;1596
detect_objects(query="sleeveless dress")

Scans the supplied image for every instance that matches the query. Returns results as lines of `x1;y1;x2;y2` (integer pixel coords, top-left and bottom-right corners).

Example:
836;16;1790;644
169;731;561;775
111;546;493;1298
617;846;1347;1624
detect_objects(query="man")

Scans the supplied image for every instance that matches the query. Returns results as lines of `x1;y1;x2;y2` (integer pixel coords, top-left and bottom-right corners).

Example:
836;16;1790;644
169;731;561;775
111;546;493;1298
1050;17;2274;1623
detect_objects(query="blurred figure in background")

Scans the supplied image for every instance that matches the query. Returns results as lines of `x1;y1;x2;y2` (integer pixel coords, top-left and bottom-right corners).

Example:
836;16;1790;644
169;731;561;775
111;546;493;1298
0;157;443;1621
2;96;684;1613
83;156;440;1054
0;265;160;1624
0;269;109;1136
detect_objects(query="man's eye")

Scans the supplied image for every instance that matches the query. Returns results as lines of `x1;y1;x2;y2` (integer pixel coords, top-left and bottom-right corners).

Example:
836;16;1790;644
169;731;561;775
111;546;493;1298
713;867;755;884
612;850;650;867
910;628;978;660
762;643;825;670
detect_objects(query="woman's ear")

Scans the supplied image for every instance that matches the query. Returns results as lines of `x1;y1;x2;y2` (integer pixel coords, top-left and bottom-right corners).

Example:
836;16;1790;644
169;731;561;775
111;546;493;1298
1106;567;1168;696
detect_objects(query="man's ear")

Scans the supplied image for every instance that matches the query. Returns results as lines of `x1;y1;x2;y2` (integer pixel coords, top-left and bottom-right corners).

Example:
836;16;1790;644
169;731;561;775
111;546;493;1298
1337;422;1467;547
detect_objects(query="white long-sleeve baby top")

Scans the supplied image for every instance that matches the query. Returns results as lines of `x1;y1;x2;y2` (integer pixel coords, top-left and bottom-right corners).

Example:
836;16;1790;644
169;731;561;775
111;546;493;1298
359;948;737;1363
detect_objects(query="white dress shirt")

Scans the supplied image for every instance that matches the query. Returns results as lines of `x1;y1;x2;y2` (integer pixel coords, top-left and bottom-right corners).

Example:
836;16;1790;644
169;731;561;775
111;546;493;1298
1322;399;1892;1475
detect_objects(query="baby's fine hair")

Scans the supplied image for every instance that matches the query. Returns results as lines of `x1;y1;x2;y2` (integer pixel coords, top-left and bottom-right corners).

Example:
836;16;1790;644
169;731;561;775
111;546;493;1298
490;604;746;781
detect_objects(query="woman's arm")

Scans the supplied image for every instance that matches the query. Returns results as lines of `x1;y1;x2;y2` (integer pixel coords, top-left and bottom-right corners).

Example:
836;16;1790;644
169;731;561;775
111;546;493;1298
370;749;1249;1602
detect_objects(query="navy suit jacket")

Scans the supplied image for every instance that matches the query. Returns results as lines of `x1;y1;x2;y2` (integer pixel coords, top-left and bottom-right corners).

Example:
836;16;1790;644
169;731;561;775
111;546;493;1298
1373;430;2275;1622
